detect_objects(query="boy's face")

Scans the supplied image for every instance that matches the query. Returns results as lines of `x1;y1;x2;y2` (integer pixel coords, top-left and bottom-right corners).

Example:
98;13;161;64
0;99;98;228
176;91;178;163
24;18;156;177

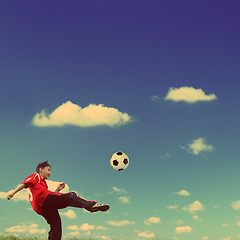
39;166;51;179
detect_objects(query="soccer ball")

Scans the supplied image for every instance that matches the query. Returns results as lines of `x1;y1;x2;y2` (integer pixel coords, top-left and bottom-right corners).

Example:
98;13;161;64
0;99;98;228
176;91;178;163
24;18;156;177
110;152;129;171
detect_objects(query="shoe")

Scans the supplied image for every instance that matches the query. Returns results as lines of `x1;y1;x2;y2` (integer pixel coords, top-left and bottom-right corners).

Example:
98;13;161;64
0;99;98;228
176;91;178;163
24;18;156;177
90;203;110;213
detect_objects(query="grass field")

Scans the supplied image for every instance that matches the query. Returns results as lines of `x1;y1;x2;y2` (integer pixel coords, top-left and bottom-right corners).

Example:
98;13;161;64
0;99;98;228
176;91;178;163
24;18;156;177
0;236;97;240
0;236;46;240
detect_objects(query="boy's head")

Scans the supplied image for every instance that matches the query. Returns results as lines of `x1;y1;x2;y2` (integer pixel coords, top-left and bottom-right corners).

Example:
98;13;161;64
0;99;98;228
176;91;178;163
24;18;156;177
36;161;51;179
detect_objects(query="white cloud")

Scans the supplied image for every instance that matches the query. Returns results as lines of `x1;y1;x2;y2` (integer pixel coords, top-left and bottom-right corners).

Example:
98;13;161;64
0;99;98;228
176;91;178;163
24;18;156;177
67;231;81;237
98;235;111;240
174;190;191;196
144;217;161;225
60;209;77;219
108;220;135;226
151;95;161;102
47;180;70;193
118;196;131;204
32;101;133;128
175;226;192;233
231;201;240;210
110;186;130;204
182;200;204;214
193;215;202;221
96;226;108;230
222;223;229;227
111;186;127;195
159;152;171;159
138;231;155;238
79;223;95;231
181;137;213;155
5;223;46;234
164;86;217;103
67;225;79;231
167;204;178;210
176;220;184;225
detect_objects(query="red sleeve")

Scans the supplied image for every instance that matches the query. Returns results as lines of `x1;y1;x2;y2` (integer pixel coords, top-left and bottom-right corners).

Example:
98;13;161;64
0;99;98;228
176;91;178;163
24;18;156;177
22;173;40;188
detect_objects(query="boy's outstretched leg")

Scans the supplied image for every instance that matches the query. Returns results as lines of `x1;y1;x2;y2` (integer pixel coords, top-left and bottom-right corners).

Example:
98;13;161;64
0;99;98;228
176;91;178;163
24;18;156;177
42;209;62;240
43;192;109;213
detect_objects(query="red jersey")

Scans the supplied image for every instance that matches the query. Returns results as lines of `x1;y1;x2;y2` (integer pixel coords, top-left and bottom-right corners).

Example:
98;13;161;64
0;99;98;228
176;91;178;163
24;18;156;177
22;173;62;215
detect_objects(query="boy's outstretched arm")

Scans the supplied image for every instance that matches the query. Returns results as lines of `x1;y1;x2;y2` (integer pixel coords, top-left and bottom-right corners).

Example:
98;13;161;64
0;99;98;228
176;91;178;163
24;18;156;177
7;183;26;200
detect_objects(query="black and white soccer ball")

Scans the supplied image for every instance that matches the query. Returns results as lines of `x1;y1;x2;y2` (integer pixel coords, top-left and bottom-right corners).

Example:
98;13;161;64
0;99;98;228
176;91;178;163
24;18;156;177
110;152;129;171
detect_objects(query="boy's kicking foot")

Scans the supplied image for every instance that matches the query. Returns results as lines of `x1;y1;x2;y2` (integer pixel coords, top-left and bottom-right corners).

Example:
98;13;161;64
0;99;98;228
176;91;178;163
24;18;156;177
90;202;110;212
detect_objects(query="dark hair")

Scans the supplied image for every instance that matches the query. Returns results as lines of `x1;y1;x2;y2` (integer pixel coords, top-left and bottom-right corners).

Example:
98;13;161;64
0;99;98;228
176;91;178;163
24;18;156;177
36;161;51;173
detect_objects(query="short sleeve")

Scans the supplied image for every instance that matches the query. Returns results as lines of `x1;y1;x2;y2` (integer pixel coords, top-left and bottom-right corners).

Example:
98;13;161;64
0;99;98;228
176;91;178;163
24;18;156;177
22;174;40;188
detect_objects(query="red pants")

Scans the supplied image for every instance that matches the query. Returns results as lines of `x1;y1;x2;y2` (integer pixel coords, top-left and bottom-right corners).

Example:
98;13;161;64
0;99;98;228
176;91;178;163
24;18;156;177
41;192;96;240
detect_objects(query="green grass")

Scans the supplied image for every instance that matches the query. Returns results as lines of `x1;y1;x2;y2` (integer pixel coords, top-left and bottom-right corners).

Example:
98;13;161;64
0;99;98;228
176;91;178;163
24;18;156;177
0;236;43;240
0;236;97;240
0;235;47;240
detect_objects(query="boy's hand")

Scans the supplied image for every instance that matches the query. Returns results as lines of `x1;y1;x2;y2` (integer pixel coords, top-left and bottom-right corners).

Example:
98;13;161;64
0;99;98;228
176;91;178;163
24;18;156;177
55;183;65;192
7;192;14;200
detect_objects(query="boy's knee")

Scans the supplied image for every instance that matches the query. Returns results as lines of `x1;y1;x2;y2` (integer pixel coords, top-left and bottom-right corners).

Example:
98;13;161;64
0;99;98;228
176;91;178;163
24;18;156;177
70;191;77;196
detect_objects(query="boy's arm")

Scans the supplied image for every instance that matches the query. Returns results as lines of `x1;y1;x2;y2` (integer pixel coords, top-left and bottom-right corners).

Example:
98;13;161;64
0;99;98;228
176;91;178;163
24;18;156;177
55;183;65;192
7;183;26;200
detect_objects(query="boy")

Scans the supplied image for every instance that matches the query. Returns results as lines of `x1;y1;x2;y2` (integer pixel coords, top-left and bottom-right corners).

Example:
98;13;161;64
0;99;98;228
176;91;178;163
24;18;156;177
7;161;109;240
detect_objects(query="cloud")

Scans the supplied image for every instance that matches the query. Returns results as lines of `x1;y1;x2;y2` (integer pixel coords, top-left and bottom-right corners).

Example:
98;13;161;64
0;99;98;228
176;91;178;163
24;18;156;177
222;223;229;227
174;190;191;196
79;223;95;231
118;196;131;204
151;95;161;102
107;220;135;226
67;231;81;237
5;223;46;234
110;186;131;204
67;225;79;231
138;231;155;238
111;186;127;195
32;101;133;128
181;137;213;155
98;235;111;240
175;220;184;225
144;217;161;225
193;215;202;221
231;201;240;210
164;86;217;103
46;180;70;193
159;152;171;159
96;226;108;230
167;204;178;210
60;209;77;219
182;200;204;214
175;226;192;233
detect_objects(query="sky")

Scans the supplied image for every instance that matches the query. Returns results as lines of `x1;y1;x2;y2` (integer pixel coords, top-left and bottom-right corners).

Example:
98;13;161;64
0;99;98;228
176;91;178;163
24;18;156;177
0;1;240;240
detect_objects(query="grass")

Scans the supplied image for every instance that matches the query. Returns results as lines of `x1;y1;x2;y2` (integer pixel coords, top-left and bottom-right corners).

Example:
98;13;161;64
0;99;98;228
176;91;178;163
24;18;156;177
0;236;43;240
0;235;46;240
0;236;99;240
0;235;172;240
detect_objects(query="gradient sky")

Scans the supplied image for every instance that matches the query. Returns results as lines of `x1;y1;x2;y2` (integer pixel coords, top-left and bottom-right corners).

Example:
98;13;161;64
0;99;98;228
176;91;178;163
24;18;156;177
0;1;240;240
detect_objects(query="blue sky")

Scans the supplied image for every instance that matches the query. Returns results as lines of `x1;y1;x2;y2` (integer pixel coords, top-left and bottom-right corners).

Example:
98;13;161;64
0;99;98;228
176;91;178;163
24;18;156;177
0;1;240;239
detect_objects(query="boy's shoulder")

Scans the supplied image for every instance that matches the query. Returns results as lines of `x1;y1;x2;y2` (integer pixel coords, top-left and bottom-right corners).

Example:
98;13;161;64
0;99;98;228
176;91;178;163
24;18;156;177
23;173;41;183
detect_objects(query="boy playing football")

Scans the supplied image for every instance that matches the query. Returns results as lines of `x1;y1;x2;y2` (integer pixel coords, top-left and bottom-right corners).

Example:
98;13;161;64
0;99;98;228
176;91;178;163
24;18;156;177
7;161;109;240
